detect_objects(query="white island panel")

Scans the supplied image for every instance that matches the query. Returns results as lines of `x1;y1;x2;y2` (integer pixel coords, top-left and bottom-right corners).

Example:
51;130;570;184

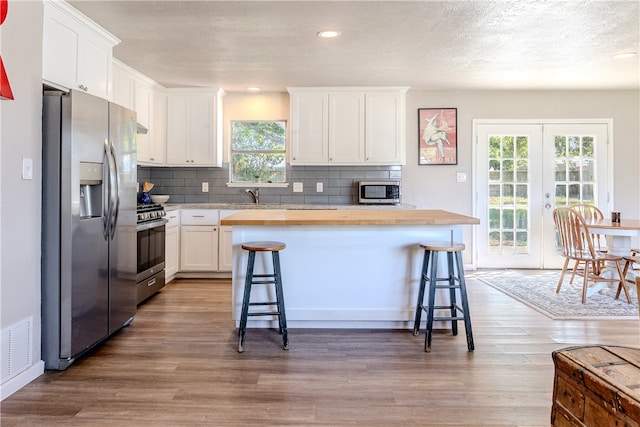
230;224;464;329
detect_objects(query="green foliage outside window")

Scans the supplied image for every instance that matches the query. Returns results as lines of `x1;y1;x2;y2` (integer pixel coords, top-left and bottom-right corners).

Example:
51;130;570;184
231;121;286;183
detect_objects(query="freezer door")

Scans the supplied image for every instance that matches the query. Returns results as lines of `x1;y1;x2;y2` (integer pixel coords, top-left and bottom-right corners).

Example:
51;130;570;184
65;90;111;359
108;102;138;332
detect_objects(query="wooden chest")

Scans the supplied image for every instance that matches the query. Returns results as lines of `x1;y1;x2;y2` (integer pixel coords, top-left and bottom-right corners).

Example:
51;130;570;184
551;345;640;427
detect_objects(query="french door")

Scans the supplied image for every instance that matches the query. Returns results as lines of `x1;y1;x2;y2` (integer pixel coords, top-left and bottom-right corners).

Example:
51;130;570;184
475;121;611;269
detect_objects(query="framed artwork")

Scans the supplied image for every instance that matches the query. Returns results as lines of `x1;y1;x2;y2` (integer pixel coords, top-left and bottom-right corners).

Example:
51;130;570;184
418;108;457;165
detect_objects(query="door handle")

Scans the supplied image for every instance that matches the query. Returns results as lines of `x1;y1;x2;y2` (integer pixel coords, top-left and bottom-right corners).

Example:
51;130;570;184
545;203;552;209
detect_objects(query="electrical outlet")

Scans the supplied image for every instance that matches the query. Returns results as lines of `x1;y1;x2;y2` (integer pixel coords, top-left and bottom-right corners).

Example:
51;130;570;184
316;182;323;192
202;182;209;192
456;172;467;183
293;182;303;192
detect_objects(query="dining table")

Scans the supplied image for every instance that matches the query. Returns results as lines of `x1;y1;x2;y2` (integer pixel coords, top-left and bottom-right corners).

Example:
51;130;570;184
585;218;640;255
585;217;640;283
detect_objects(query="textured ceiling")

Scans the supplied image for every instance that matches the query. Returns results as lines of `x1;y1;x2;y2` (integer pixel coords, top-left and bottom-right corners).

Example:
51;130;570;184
69;0;640;92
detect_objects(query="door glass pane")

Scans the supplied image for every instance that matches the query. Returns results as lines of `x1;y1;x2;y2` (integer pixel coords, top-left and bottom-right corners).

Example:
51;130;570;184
486;134;530;255
553;133;598;208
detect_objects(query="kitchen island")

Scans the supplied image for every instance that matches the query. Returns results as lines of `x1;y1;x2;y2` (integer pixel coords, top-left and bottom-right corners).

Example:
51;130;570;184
221;209;480;329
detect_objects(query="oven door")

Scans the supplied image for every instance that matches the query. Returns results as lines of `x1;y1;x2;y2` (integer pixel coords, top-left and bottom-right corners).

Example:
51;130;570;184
137;221;166;281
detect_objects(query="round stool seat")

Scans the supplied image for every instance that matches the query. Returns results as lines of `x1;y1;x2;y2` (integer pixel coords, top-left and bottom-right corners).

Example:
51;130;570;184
242;241;286;252
419;241;465;252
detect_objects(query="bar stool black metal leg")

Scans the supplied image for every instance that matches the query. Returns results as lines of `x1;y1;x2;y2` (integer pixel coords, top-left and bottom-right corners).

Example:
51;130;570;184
455;251;474;351
272;251;288;350
447;252;459;336
238;251;256;353
425;251;439;352
413;249;431;336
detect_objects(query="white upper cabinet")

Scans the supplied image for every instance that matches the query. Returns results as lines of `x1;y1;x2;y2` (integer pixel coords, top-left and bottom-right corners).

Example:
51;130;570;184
290;91;328;164
365;91;406;164
288;87;408;165
149;91;167;164
43;0;119;100
166;89;224;167
112;60;166;165
328;92;365;163
112;61;135;110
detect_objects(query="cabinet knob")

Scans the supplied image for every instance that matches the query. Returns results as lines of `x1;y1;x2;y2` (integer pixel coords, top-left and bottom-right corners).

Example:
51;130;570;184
150;157;155;161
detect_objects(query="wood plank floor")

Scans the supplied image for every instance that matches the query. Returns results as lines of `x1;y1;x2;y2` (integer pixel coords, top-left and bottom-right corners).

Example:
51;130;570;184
2;271;639;426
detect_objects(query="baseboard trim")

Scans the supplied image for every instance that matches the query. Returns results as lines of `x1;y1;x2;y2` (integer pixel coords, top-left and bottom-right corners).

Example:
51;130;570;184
0;360;44;401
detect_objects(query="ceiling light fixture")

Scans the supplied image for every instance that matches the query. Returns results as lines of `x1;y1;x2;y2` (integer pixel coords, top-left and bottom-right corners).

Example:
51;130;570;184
317;30;340;39
613;52;638;59
247;87;261;92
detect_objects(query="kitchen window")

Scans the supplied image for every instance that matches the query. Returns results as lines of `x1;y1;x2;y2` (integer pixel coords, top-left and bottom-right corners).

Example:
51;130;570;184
230;120;286;184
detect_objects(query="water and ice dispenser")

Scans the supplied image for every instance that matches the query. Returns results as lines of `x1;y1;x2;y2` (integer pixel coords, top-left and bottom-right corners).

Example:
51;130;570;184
79;162;103;219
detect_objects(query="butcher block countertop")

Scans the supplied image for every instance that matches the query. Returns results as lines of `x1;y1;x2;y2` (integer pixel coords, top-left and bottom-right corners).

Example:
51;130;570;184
221;209;480;226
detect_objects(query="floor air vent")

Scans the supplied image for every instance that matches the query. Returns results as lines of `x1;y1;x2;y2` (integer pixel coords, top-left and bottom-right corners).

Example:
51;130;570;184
1;317;33;384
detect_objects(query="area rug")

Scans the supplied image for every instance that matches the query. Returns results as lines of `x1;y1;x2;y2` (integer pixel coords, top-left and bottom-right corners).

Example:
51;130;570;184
473;270;639;320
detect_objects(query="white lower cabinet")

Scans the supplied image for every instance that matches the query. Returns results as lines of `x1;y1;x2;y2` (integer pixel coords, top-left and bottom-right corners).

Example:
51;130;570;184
180;225;219;271
165;211;180;282
180;210;220;271
171;209;235;274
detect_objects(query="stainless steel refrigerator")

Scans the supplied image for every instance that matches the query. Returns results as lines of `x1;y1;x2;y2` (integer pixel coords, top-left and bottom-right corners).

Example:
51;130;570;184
42;89;137;370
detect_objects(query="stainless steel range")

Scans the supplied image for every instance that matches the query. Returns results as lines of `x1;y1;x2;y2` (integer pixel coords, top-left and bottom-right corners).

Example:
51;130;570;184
136;203;167;304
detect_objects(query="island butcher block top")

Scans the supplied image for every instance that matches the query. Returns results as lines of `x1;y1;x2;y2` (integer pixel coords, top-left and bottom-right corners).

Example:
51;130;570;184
220;209;480;226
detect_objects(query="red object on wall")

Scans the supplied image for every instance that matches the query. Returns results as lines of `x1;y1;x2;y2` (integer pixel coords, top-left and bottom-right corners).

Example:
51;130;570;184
0;0;7;25
0;0;12;100
0;57;13;100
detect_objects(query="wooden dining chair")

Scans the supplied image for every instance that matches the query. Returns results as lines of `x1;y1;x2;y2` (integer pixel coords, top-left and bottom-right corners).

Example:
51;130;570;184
553;207;631;304
567;204;607;284
628;248;640;271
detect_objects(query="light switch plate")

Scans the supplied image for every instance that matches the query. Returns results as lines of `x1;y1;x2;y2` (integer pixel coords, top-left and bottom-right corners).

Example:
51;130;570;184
293;182;303;192
22;158;33;180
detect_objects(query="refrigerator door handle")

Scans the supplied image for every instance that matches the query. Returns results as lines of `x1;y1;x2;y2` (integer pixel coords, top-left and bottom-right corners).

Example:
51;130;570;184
102;139;111;240
108;141;120;239
104;139;117;239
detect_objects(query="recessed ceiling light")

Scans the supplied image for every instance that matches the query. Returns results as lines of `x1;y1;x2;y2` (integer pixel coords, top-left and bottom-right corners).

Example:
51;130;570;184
613;52;638;59
317;30;340;39
247;87;261;92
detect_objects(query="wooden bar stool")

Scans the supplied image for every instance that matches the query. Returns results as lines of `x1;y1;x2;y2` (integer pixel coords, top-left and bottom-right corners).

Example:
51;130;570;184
238;241;289;353
413;241;474;352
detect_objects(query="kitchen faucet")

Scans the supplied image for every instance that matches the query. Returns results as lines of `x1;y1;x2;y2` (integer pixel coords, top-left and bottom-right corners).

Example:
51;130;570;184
244;188;260;203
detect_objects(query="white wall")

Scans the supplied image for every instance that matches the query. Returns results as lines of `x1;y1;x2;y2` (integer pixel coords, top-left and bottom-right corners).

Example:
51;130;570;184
0;0;45;398
403;90;640;263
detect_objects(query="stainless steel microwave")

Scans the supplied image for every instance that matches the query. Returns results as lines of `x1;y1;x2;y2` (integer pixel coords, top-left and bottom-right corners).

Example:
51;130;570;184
359;181;401;204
